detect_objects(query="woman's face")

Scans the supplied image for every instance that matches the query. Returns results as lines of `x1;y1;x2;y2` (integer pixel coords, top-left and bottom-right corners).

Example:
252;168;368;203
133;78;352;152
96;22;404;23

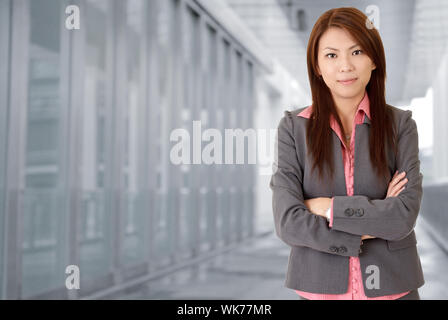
317;27;376;101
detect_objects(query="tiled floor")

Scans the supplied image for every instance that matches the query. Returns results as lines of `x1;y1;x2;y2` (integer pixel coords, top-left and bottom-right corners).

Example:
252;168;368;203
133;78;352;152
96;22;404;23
106;215;448;300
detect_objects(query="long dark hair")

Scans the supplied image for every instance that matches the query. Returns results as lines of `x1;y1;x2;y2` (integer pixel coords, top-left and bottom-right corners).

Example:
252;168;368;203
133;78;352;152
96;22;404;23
306;7;398;184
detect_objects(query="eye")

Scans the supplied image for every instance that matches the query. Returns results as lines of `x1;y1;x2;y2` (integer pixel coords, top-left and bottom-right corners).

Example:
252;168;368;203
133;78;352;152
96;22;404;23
353;49;363;55
326;53;337;59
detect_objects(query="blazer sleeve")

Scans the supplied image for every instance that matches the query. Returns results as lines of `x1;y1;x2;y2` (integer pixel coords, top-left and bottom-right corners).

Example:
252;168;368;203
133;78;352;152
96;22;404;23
270;111;363;257
330;110;423;241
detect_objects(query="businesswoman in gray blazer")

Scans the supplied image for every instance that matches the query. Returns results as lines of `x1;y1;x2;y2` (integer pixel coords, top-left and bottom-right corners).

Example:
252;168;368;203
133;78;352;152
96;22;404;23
270;7;424;300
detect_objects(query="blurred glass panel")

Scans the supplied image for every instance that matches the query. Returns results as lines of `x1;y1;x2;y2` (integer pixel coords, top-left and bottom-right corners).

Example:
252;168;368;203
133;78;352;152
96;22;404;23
0;0;10;299
22;0;65;297
245;60;254;239
154;0;174;261
79;0;112;279
203;25;218;250
220;39;231;245
180;5;200;256
122;0;146;266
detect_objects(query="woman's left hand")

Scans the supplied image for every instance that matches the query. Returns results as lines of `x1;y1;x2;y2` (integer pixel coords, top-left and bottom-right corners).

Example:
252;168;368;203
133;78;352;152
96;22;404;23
304;197;332;218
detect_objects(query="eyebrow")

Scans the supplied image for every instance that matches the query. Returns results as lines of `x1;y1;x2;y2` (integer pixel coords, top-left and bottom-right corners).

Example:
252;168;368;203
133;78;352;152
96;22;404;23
323;44;360;51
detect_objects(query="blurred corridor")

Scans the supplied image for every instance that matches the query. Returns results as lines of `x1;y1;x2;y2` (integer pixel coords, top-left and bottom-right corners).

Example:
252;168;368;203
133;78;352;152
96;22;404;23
101;216;448;300
0;0;447;299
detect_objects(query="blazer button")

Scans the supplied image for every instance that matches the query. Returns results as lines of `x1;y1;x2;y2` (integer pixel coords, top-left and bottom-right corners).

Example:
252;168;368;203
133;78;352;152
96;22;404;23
344;208;354;217
355;208;364;217
339;246;347;253
330;246;339;253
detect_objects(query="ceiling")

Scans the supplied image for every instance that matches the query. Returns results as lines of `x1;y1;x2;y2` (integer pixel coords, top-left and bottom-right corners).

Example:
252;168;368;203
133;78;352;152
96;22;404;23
225;0;448;105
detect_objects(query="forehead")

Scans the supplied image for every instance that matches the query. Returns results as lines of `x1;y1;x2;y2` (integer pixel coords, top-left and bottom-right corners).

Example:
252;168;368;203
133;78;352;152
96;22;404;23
318;27;358;49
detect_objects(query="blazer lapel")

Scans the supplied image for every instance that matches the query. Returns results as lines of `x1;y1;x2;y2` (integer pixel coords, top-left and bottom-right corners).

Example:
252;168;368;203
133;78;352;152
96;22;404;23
332;132;349;196
353;123;374;196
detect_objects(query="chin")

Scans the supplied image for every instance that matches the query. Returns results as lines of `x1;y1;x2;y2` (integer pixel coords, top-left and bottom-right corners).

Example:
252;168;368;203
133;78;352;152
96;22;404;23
333;86;364;98
333;90;363;99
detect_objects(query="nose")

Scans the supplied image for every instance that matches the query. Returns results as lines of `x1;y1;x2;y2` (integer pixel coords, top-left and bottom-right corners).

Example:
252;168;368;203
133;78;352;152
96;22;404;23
339;56;354;73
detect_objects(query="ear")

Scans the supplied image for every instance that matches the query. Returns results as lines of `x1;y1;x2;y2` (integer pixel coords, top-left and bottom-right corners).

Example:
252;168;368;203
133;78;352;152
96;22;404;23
316;65;322;76
372;63;376;70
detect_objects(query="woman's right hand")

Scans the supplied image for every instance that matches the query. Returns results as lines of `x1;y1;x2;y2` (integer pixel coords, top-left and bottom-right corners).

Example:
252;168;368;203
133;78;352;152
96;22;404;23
361;235;375;240
362;171;408;241
386;170;408;198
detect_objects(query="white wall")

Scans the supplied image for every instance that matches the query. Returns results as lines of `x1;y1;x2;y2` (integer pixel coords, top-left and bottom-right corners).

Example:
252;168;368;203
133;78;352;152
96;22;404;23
432;47;448;180
254;59;311;234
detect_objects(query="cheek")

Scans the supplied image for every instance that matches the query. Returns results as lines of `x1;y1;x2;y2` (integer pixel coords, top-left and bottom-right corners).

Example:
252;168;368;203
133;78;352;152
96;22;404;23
318;58;332;75
319;62;336;77
320;67;338;88
321;72;335;89
358;66;373;84
357;60;374;78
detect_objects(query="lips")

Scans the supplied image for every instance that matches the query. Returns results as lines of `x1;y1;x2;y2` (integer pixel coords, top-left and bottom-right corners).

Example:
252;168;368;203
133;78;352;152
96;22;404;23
337;78;358;85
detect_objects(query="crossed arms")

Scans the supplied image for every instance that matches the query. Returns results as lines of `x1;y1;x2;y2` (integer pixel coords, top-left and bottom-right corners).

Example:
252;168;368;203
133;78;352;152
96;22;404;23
270;110;423;257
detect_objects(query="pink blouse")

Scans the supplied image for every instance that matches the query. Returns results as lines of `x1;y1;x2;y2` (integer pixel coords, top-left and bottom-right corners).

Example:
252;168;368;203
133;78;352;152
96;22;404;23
295;92;410;300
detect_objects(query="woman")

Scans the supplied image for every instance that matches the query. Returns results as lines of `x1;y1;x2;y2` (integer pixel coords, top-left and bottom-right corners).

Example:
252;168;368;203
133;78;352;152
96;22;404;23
270;7;424;300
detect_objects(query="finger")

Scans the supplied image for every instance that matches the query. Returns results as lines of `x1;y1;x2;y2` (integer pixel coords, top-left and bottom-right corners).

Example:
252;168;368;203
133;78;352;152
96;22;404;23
389;182;407;197
393;172;406;183
395;186;405;196
389;176;399;188
389;180;407;196
390;178;407;190
387;179;404;197
395;177;408;189
388;179;403;192
390;173;406;187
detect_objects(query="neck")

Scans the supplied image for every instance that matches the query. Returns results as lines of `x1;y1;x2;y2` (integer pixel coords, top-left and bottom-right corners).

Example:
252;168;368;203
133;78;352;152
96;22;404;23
332;91;365;123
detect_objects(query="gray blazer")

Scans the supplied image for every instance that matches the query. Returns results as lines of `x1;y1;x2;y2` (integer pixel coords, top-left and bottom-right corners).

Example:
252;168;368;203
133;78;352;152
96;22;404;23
270;105;425;297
